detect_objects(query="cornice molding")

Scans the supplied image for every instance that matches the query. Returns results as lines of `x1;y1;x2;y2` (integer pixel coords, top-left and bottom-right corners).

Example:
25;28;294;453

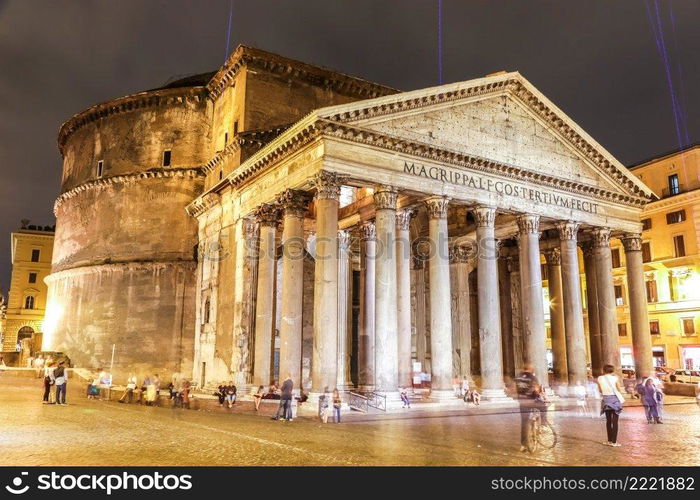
202;125;291;174
47;259;197;282
185;192;220;218
206;46;398;102
57;87;206;156
55;167;203;215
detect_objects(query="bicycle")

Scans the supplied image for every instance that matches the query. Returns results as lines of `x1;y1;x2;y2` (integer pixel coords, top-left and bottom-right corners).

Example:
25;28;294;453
526;405;557;453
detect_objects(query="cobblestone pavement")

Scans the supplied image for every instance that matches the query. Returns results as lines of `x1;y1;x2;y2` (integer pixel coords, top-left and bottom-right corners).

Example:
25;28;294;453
1;376;699;466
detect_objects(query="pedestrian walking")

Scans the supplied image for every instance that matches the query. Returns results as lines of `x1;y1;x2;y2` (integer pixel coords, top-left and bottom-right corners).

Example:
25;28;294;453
253;385;264;411
597;364;624;447
53;361;68;405
34;355;45;378
332;389;342;423
400;389;411;408
119;373;138;403
272;374;293;421
514;364;548;452
318;389;330;424
42;361;55;404
573;381;589;416
639;378;663;424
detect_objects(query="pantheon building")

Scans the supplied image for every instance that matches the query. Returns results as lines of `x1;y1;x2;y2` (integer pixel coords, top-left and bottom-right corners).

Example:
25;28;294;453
44;46;655;399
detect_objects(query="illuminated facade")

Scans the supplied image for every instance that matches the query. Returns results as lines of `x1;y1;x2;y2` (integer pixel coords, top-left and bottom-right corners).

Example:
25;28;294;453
46;45;656;395
2;223;54;352
614;146;700;370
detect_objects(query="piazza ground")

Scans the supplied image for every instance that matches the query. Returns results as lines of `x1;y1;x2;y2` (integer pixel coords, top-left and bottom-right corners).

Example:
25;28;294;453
1;377;699;466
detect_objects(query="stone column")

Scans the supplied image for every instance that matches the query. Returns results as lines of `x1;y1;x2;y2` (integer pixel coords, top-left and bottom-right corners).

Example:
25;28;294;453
252;203;279;388
473;206;508;400
425;196;454;398
591;228;620;369
412;258;427;372
556;221;587;385
396;209;414;389
622;233;653;378
310;172;341;393
544;248;567;385
277;190;309;391
337;229;352;389
358;221;376;390
517;214;548;388
582;243;603;376
450;245;472;383
374;186;399;395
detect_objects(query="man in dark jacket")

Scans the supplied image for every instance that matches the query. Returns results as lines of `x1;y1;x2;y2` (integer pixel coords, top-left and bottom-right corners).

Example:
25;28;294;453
272;374;294;421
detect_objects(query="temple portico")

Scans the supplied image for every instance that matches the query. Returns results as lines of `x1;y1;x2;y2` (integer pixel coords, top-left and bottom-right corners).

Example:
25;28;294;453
187;71;656;401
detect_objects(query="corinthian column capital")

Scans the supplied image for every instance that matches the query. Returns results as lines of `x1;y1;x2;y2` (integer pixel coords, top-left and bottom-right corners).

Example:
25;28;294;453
278;189;311;218
359;221;376;241
516;214;540;234
338;229;351;252
395;209;415;230
373;186;398;211
472;205;496;228
621;233;643;252
556;221;580;241
591;227;611;248
311;171;344;200
450;244;473;265
424;196;450;219
544;248;561;266
252;203;280;227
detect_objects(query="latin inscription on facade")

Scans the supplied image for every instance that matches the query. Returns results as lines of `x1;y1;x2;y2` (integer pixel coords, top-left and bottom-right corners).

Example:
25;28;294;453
403;162;599;214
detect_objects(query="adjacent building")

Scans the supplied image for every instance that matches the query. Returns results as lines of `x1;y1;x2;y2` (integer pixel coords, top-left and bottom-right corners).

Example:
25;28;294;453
2;222;55;352
612;145;700;370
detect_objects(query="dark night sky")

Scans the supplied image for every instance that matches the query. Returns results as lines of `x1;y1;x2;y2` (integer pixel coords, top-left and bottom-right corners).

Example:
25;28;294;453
1;0;699;290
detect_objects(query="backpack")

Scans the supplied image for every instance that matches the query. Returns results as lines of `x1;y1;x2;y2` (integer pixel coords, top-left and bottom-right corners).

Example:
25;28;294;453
54;366;65;379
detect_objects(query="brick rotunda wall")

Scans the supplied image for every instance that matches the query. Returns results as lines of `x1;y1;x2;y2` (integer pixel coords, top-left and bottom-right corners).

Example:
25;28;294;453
44;86;210;382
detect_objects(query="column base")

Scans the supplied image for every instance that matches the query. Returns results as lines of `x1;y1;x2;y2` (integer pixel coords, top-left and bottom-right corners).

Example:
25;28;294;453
480;388;513;403
429;389;459;401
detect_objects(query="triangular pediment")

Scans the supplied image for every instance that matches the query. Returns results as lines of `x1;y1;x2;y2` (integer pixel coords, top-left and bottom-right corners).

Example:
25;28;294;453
317;73;654;200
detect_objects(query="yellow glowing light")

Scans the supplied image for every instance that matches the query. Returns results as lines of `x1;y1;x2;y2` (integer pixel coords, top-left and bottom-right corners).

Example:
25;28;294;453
41;301;63;349
679;272;700;301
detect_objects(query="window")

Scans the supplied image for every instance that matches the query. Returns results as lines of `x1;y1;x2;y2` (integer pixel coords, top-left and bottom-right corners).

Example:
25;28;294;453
682;318;695;336
28;272;37;284
162;150;171;167
645;279;658;303
618;323;628;337
224;132;228;146
31;249;40;262
614;285;624;306
666;209;686;224
203;298;211;324
641;218;652;231
642;242;652;263
219;170;223;180
611;248;621;268
649;320;660;335
233;121;239;134
540;263;548;281
673;234;686;257
668;174;680;196
669;274;677;302
97;160;104;178
24;296;35;309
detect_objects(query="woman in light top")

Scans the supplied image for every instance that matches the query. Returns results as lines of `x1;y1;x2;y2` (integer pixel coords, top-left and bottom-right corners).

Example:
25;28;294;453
597;364;624;447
